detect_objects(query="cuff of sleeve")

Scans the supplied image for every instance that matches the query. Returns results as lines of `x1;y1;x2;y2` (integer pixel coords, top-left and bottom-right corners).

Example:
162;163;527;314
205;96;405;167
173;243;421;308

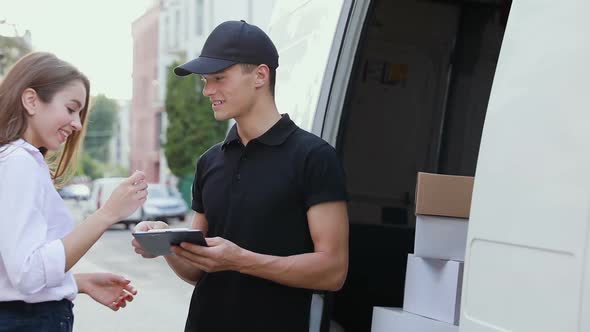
68;273;79;300
41;239;67;288
305;192;349;211
192;199;204;213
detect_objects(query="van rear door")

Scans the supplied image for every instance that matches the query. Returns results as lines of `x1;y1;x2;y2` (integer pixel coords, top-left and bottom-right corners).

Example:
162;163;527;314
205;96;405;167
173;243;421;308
267;0;362;134
461;1;590;331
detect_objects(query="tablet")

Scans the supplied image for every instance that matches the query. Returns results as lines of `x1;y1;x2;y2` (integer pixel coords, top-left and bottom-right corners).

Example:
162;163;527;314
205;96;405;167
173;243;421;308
132;228;207;256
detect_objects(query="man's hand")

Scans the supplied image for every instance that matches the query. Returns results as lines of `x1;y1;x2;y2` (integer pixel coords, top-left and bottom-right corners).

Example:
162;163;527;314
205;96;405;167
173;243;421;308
76;273;137;311
171;237;246;273
131;221;169;258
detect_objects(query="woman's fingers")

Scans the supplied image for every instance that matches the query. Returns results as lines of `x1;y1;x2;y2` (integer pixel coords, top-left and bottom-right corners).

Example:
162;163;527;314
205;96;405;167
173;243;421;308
124;283;137;295
127;171;146;186
110;301;120;311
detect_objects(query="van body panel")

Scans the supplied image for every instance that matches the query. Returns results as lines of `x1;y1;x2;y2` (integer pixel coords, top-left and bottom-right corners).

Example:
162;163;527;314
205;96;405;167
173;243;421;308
321;0;372;146
264;0;590;330
460;0;590;331
268;0;351;133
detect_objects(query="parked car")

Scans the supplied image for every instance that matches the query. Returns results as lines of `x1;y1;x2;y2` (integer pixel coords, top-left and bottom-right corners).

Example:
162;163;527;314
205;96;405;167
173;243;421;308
58;183;90;201
142;184;188;223
82;177;143;229
83;178;188;229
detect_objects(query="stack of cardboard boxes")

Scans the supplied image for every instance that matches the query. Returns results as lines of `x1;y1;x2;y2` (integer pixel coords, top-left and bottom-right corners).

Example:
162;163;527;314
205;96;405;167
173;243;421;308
372;172;474;332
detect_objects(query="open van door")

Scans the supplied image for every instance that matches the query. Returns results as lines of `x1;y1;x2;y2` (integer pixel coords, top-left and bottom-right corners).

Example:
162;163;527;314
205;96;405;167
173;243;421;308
460;1;590;331
267;0;363;135
268;2;365;331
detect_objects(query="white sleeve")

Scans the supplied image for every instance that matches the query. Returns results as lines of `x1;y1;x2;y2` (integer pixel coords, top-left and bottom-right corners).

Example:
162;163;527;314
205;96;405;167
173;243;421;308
0;154;67;295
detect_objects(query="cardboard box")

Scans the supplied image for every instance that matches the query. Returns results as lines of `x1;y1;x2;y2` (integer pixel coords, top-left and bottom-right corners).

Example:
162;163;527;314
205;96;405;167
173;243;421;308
414;215;468;261
371;307;459;332
415;172;474;218
403;254;463;325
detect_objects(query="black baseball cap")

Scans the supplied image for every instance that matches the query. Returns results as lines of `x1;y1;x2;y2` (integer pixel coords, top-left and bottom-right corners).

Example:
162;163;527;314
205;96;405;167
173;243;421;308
174;20;279;76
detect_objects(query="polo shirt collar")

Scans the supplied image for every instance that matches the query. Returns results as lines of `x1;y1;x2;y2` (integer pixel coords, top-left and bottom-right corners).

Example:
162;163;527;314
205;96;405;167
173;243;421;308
222;114;297;149
222;124;240;149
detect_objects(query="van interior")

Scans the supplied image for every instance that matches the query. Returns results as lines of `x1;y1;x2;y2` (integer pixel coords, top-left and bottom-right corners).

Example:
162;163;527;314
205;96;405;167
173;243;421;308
330;0;512;330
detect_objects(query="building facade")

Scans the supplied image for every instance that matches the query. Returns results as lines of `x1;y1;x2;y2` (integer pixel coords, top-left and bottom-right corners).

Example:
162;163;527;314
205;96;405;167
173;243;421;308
131;5;161;182
109;99;131;171
131;0;276;184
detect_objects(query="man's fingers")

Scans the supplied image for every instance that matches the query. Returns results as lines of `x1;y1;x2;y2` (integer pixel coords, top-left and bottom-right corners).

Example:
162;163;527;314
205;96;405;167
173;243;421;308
133;222;153;232
173;247;216;271
179;242;208;253
175;253;208;271
204;237;222;246
134;221;169;233
134;247;156;258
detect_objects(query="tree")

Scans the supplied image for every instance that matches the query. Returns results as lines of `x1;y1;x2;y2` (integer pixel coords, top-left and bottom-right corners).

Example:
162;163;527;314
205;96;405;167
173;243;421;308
164;62;227;177
0;33;31;76
84;94;118;163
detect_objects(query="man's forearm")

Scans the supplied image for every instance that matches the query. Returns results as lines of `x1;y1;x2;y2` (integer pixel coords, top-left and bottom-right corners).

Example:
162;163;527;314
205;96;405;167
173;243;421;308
165;254;203;285
238;250;348;291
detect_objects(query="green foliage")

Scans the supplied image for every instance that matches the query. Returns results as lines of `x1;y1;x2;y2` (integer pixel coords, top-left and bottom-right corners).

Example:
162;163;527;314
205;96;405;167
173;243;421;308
76;152;102;179
76;152;128;180
0;35;31;75
84;94;118;163
164;62;227;177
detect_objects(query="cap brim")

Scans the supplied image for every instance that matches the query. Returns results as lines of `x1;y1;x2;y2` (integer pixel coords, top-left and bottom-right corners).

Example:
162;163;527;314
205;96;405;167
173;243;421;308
174;56;237;76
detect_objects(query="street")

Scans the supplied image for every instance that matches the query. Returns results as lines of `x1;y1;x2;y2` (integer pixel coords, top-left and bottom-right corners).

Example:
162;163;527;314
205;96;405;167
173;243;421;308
66;201;195;331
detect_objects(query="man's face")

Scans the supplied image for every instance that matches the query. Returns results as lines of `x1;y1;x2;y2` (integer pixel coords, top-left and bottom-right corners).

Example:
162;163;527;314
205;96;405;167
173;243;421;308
201;65;257;121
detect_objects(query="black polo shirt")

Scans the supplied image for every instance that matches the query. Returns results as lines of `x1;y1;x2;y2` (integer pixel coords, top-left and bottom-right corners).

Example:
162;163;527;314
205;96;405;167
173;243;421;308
185;114;348;332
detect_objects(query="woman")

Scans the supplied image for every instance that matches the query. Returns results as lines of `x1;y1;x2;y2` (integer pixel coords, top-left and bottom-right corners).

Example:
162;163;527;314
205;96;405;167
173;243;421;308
0;52;147;331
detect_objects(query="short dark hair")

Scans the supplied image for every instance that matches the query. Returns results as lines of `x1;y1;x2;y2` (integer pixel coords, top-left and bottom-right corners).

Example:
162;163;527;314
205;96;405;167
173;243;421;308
240;63;276;97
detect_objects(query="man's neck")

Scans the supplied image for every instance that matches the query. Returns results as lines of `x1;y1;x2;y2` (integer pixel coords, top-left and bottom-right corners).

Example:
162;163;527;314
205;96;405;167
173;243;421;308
235;100;281;146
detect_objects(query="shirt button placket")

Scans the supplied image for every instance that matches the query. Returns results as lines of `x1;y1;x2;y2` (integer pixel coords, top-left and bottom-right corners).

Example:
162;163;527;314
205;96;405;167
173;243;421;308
236;152;247;182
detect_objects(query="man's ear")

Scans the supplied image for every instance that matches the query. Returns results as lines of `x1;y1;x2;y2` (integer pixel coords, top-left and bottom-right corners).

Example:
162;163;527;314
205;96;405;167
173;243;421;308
254;64;270;89
21;88;39;116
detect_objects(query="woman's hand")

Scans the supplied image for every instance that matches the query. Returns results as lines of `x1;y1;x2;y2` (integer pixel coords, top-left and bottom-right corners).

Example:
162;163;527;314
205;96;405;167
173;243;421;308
97;171;148;225
75;273;137;311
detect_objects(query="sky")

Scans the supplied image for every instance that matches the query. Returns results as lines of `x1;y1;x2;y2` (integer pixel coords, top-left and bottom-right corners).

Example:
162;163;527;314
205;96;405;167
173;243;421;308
0;0;155;100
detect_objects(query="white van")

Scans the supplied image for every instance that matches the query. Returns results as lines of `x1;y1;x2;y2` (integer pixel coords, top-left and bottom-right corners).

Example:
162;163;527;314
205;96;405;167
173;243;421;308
269;0;588;331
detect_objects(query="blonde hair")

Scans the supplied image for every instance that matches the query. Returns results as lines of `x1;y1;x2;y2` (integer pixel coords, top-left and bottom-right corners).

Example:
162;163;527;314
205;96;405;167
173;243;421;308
0;52;90;186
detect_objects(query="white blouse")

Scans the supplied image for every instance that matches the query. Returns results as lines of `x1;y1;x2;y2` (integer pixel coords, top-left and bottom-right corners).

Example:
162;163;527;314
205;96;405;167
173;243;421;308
0;139;77;302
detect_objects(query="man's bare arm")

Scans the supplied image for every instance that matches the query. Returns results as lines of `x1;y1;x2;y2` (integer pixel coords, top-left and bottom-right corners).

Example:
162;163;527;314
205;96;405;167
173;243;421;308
174;201;349;291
